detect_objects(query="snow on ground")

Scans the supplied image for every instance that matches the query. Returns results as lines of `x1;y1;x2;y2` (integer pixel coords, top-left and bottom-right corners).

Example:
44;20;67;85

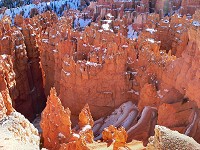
74;17;91;29
127;25;138;40
120;109;138;130
147;38;155;43
93;101;137;140
145;28;157;34
0;0;80;21
193;21;200;27
114;0;132;2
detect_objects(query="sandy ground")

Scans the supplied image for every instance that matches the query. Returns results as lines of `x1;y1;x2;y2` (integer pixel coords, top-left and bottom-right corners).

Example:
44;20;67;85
87;140;146;150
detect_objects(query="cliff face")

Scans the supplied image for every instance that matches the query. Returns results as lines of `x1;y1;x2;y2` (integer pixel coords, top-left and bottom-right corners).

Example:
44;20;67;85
0;14;47;121
36;7;200;144
162;12;200;108
0;55;40;149
0;55;15;119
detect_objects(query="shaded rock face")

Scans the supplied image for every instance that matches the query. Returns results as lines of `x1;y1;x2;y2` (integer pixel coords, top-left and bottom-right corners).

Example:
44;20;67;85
0;55;40;149
0;14;47;121
92;101;157;145
147;125;200;150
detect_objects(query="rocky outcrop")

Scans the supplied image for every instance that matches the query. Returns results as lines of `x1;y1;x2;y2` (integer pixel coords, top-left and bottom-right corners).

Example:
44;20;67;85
113;127;127;150
79;104;94;128
41;88;95;150
1;1;200;149
147;125;200;150
0;14;47;121
0;112;40;150
161;11;200;109
102;125;128;150
157;101;197;134
40;88;72;150
0;55;15;118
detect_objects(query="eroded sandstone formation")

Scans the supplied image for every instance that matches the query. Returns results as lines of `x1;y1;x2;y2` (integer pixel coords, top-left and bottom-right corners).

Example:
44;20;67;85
41;88;94;150
0;13;47;121
35;5;200;145
102;125;128;150
40;88;72;150
0;55;40;149
147;125;200;150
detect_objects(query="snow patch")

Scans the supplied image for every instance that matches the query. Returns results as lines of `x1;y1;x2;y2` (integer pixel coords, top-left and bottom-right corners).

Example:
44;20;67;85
147;38;155;43
102;23;110;31
73;133;80;138
63;70;71;76
58;132;65;138
157;90;163;98
127;25;138;40
82;125;91;132
193;21;200;27
1;54;7;59
127;89;139;95
146;28;157;34
74;18;91;29
0;0;80;21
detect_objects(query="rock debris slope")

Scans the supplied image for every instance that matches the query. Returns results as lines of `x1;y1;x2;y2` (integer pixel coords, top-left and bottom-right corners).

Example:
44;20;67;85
147;125;200;150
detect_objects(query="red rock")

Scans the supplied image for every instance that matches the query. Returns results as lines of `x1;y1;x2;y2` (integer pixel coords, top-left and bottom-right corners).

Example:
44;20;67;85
113;127;128;150
138;83;160;111
79;103;94;128
102;125;117;142
0;55;40;149
1;1;200;149
40;88;72;150
158;101;197;131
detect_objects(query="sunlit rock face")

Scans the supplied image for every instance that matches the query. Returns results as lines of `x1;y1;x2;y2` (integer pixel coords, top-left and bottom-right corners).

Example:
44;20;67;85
40;88;72;150
41;88;95;150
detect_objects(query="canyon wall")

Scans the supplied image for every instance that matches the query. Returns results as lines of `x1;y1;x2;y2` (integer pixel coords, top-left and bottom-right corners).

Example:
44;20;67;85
0;55;40;149
0;14;48;121
37;8;200;145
